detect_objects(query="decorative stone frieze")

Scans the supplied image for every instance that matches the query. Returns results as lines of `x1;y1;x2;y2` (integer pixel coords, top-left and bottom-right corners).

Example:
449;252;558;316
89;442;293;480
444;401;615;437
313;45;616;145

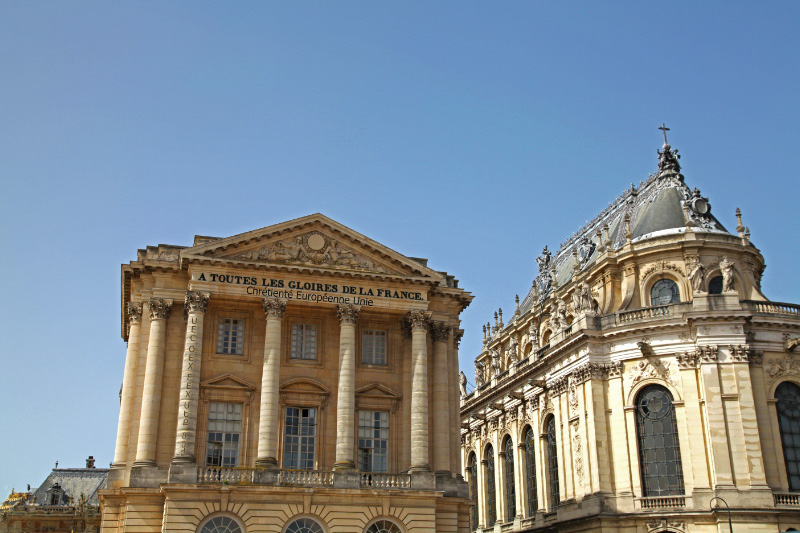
676;351;699;369
568;379;579;418
571;422;584;483
262;297;287;319
640;260;684;283
729;344;750;362
698;345;719;363
765;353;800;385
336;303;361;325
628;358;674;385
148;298;172;320
606;360;624;378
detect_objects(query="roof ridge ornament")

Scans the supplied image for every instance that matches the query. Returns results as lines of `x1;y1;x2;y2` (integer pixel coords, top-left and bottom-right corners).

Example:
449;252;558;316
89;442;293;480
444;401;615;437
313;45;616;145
656;123;683;179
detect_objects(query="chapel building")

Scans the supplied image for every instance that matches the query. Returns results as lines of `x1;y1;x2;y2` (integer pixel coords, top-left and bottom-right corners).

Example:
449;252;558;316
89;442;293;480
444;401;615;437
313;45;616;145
101;215;472;533
460;136;800;532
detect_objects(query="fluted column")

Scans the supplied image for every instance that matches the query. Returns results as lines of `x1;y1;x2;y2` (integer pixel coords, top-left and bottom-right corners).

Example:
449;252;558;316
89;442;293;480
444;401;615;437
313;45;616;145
133;297;172;467
172;291;210;464
431;321;451;473
409;310;431;472
112;302;143;467
256;298;287;466
334;304;361;470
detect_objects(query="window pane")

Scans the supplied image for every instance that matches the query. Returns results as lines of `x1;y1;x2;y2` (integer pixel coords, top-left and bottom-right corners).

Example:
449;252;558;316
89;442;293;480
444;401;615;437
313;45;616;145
486;445;496;525
504;438;516;520
525;427;538;516
635;385;684;496
283;407;317;469
358;410;389;472
777;382;800;492
217;318;244;355
362;330;387;365
291;324;317;360
546;417;559;508
205;402;242;467
650;279;680;306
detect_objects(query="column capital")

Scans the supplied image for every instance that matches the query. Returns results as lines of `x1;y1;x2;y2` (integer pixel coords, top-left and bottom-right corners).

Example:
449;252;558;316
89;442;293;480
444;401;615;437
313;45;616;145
148;298;172;320
430;321;452;342
453;329;464;349
184;291;209;316
408;310;431;331
262;298;287;319
127;302;143;324
337;304;361;325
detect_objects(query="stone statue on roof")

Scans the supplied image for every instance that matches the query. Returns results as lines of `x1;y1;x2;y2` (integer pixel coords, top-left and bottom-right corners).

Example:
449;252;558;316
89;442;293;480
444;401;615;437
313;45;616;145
688;257;706;294
720;256;736;292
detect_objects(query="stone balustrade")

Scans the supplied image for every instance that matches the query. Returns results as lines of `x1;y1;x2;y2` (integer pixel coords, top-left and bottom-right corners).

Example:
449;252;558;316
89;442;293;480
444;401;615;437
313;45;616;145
359;472;412;489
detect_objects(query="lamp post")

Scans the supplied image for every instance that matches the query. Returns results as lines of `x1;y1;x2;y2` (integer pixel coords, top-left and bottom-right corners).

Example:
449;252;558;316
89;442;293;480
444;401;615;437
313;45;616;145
710;497;733;532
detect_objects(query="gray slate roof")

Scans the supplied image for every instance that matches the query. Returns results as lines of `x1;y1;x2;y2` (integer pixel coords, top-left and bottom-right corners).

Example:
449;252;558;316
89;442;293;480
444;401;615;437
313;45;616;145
31;468;108;506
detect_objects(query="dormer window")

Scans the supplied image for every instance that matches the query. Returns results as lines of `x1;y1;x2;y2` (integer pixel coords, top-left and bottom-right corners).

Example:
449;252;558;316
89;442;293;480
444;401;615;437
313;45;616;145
46;483;64;506
650;279;680;306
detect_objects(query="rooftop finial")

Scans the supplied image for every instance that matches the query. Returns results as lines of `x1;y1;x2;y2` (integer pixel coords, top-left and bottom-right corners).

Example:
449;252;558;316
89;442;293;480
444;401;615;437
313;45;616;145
659;122;670;145
736;207;745;237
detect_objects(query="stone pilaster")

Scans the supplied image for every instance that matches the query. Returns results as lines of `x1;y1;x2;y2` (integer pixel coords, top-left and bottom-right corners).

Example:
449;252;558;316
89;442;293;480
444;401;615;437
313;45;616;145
133;298;172;467
334;304;361;470
409;310;431;472
451;330;464;477
431;321;451;473
112;302;143;467
172;291;209;464
256;298;286;466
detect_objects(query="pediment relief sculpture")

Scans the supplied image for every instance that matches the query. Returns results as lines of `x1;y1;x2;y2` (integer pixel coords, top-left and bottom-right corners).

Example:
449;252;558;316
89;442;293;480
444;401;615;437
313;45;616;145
226;231;398;274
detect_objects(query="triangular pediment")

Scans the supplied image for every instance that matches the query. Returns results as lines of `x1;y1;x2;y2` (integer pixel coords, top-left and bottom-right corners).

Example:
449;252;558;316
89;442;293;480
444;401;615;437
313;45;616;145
201;373;256;392
180;214;443;280
355;383;401;400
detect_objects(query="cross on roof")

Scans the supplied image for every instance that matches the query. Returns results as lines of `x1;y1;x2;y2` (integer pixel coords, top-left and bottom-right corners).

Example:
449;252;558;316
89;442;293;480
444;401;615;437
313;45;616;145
659;123;670;144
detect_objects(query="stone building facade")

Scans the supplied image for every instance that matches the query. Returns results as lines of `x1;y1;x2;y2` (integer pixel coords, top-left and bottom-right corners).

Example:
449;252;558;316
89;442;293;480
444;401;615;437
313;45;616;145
102;215;472;533
460;138;800;532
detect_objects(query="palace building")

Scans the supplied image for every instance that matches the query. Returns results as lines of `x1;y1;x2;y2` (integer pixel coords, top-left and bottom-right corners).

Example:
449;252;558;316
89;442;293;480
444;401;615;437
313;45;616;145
101;215;473;533
460;136;800;532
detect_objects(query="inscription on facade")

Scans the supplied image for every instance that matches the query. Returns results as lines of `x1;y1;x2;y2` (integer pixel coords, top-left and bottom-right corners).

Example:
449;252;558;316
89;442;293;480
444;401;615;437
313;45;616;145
194;272;426;307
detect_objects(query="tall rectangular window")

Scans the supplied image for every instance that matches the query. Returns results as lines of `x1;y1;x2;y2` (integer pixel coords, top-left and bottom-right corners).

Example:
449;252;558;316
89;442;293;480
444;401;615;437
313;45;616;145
362;330;387;365
358;410;389;472
283;407;316;469
205;402;242;467
217;318;244;355
291;324;317;360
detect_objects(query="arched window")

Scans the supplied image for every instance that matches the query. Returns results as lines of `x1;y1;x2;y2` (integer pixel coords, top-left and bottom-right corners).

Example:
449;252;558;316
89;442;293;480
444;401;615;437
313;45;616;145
199;516;243;533
468;453;478;530
708;275;732;295
650;279;680;306
546;416;559;507
485;445;497;526
635;385;684;496
285;517;325;533
524;427;538;516
776;382;800;491
364;519;403;533
504;437;516;520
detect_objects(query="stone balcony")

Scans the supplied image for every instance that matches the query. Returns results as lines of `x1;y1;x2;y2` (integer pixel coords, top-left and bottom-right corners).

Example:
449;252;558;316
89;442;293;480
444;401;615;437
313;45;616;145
165;465;467;497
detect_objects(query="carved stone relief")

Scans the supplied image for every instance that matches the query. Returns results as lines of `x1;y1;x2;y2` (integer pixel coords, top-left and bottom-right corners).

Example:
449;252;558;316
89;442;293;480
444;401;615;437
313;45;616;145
628;358;675;386
230;231;392;273
765;353;800;385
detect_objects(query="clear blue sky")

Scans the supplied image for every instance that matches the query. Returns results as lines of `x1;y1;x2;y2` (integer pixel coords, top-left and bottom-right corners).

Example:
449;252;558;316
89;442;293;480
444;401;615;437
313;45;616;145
1;2;798;493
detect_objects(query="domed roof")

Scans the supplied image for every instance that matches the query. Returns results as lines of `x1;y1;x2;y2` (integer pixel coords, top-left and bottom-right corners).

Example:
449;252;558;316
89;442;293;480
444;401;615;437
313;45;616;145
520;141;728;314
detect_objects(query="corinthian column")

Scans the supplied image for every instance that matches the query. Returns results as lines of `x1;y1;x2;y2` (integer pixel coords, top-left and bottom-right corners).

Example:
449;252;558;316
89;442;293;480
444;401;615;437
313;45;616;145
256;298;287;466
334;304;361;470
172;291;210;464
431;321;451;473
112;302;143;467
133;298;172;467
409;310;431;472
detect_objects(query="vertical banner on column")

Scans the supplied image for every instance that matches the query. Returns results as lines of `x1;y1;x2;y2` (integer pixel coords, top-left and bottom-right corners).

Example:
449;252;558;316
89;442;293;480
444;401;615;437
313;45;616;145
174;292;208;463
